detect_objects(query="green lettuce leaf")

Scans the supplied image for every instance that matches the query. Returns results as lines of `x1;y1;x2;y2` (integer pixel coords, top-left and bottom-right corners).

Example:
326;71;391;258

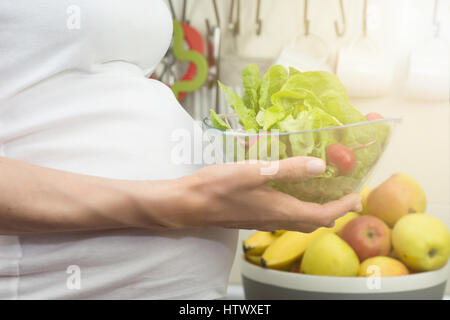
280;71;365;125
271;89;310;115
247;135;288;161
288;66;301;77
209;109;230;130
242;64;261;112
255;110;265;127
258;65;288;110
277;108;341;159
263;105;288;130
218;81;259;132
278;113;314;156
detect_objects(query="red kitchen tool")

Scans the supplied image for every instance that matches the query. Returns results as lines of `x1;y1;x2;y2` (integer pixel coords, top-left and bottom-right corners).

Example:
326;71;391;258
151;20;207;100
177;22;206;100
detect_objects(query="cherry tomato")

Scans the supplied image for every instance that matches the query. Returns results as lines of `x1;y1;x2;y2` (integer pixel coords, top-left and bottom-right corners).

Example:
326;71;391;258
365;112;384;121
326;143;356;175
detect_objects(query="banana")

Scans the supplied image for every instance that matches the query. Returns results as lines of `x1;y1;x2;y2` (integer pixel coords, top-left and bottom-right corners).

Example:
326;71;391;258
331;211;360;234
261;228;331;270
244;254;263;266
270;230;286;237
359;185;372;215
243;231;279;256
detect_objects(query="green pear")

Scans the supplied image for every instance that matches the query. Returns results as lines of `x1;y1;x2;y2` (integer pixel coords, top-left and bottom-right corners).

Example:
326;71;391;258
392;214;450;271
367;174;426;227
300;233;360;276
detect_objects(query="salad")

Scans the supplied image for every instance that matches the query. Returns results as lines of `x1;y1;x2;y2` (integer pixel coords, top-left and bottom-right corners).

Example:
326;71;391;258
208;64;391;203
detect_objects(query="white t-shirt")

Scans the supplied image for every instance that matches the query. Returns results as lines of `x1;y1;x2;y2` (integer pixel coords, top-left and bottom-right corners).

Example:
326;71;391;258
0;0;238;299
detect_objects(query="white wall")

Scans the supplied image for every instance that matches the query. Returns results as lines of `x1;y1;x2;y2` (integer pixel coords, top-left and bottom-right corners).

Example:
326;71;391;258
168;0;450;292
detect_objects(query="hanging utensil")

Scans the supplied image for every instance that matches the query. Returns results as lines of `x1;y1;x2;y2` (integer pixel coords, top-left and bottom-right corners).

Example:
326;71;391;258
362;0;368;37
151;23;207;100
171;20;208;100
336;0;394;97
228;0;240;37
151;1;208;101
255;0;262;36
275;0;331;72
432;0;440;38
303;0;310;36
404;0;449;100
205;0;222;113
334;0;346;37
182;0;190;25
227;0;240;52
168;0;176;19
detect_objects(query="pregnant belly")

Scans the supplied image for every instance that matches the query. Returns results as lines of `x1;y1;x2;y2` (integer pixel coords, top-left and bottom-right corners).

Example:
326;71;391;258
0;62;201;180
0;62;238;299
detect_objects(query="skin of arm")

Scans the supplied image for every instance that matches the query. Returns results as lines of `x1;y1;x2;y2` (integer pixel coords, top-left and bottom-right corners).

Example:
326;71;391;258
0;156;173;234
0;156;361;235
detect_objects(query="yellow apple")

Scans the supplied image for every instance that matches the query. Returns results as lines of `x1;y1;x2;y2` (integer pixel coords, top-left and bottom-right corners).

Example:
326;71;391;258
367;174;426;227
300;233;360;276
359;256;409;277
392;214;450;271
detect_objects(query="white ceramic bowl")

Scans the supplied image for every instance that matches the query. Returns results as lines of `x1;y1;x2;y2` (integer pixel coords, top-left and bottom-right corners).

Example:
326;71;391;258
241;257;449;300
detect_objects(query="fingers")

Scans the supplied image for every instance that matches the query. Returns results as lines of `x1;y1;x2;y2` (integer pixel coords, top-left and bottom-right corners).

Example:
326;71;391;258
261;190;361;230
248;188;362;232
265;156;326;182
229;156;326;187
296;193;362;228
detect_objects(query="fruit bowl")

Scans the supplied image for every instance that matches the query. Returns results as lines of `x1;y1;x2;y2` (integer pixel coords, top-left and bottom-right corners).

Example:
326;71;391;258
203;114;401;204
241;257;450;300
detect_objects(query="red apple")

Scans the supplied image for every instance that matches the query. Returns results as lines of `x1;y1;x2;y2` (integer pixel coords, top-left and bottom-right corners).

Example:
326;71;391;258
339;216;391;262
365;112;384;121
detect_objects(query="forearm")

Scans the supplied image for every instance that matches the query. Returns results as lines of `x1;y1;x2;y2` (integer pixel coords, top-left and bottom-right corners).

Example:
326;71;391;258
0;155;362;235
0;156;182;235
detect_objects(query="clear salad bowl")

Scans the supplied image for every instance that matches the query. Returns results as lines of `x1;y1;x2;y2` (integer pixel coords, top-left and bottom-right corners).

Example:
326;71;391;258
203;113;401;204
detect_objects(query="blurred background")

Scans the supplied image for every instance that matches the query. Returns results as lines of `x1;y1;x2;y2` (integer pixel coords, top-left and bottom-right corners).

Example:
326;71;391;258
159;0;450;295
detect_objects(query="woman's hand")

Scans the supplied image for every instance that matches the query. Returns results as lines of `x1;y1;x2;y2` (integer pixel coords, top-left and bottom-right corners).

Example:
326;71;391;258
0;155;361;234
153;157;362;233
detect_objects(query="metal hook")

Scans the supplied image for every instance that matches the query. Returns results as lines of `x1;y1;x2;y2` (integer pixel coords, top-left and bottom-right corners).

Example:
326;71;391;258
168;0;177;20
228;0;240;37
235;0;241;36
256;0;262;36
228;0;235;31
212;0;221;27
303;0;310;36
206;0;221;33
362;0;367;37
334;0;346;37
182;0;188;23
433;0;440;38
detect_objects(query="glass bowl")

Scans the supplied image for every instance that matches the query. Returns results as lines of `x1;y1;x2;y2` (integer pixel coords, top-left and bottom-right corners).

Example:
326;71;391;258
203;113;401;204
